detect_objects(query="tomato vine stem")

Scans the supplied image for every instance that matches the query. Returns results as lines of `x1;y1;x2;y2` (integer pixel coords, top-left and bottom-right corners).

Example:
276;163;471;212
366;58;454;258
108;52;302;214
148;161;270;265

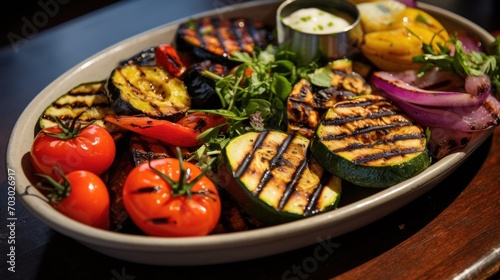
147;147;213;200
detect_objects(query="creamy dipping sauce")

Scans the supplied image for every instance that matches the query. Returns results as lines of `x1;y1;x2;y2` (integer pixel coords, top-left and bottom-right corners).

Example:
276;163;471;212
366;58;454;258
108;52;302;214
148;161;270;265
281;7;352;34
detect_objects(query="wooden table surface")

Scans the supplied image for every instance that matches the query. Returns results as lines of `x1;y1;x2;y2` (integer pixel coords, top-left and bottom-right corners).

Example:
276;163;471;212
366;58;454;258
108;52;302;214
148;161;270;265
1;1;499;279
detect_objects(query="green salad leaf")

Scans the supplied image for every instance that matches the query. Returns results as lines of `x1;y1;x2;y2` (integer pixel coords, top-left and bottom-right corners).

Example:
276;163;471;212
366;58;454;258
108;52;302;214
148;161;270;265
413;35;500;99
189;45;313;171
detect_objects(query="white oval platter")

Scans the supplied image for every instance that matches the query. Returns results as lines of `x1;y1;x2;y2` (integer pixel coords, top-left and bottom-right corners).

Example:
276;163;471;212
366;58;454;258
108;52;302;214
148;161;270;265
7;0;495;266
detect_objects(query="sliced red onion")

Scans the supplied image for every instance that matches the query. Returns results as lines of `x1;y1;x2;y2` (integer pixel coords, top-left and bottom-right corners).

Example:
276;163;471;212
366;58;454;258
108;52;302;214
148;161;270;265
371;70;491;107
426;127;490;159
388;94;500;132
465;74;491;97
394;67;463;90
455;30;484;52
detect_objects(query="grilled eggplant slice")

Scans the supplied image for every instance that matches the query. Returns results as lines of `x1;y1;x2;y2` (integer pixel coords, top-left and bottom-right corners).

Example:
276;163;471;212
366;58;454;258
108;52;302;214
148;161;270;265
311;95;431;188
38;81;122;138
118;46;156;67
176;17;274;65
182;60;229;109
218;130;341;225
106;65;190;118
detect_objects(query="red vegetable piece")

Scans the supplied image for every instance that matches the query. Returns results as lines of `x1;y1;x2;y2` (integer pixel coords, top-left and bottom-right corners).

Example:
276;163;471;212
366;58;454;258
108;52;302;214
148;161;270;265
371;69;490;107
104;113;226;147
176;112;227;132
155;44;187;77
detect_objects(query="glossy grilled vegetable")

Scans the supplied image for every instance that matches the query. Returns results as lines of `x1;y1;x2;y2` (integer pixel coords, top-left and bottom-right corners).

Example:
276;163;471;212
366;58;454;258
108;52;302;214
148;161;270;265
311;95;431;188
105;65;191;118
118;45;192;76
155;44;188;77
361;26;448;71
176;17;274;65
182;60;229;109
287;60;372;138
118;46;156;67
218;130;342;225
104;112;226;148
38;81;121;138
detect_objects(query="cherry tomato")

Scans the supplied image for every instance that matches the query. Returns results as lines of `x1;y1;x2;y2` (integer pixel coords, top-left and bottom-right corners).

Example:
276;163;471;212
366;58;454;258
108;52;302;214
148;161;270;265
31;120;116;178
39;169;110;230
122;155;221;237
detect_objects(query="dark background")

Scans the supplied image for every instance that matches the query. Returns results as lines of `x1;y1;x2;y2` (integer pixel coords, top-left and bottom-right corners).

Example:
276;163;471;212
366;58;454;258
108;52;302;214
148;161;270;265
1;0;121;47
2;0;499;48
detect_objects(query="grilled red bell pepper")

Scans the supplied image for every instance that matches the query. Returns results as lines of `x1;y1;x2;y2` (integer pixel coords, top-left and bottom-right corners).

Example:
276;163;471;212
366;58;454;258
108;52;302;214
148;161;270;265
155;44;187;77
104;112;226;147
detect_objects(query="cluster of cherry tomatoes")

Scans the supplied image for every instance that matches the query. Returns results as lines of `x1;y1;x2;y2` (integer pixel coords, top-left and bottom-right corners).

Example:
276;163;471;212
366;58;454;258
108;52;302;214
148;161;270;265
30;115;222;237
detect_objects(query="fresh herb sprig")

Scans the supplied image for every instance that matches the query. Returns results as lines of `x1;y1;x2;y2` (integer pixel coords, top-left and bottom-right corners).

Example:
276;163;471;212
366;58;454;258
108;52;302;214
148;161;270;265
413;35;500;99
188;45;313;171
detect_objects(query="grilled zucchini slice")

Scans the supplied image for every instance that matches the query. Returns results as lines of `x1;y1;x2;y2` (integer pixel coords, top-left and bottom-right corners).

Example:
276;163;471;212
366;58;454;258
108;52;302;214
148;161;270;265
38;81;121;136
311;95;431;188
106;65;190;118
218;130;341;225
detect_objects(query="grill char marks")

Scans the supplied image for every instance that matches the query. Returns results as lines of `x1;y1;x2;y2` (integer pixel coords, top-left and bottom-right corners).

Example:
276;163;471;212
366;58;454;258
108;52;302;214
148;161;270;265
40;81;114;125
201;18;269;56
234;130;269;178
107;64;191;118
286;68;371;139
253;133;296;196
277;153;309;211
233;131;332;216
177;17;273;64
318;95;427;166
286;79;319;138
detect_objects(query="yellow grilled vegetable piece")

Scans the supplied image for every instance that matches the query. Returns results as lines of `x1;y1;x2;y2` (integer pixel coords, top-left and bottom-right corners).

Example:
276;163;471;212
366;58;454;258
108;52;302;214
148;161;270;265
106;65;191;118
361;26;448;71
392;7;449;41
356;1;407;33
